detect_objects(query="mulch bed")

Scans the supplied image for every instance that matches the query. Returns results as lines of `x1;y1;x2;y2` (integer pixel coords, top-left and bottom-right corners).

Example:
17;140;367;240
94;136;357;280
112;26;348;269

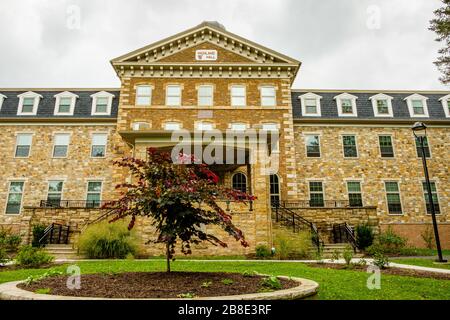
306;263;450;280
18;272;298;298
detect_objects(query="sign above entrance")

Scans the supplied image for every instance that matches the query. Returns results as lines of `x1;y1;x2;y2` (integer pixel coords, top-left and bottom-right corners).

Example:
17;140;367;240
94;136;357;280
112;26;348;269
195;50;218;61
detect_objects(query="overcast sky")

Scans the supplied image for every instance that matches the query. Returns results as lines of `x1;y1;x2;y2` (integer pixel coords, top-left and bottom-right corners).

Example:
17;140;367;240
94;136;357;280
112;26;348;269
0;0;447;90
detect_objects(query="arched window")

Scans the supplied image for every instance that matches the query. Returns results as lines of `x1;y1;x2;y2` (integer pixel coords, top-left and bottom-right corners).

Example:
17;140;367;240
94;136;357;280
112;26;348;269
232;173;247;193
270;174;280;207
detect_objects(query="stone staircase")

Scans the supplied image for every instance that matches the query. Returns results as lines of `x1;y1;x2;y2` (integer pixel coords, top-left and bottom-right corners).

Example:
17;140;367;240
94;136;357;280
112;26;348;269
44;244;82;260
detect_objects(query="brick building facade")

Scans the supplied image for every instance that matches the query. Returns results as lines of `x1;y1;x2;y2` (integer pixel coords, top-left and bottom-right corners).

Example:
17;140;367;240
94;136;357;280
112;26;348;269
0;22;449;255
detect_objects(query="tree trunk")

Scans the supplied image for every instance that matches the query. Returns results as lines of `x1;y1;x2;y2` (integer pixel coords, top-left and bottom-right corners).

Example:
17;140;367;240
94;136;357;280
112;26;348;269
166;241;171;273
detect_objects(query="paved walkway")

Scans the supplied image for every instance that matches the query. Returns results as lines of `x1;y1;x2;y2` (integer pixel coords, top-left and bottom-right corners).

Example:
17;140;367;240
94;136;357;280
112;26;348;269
52;258;450;274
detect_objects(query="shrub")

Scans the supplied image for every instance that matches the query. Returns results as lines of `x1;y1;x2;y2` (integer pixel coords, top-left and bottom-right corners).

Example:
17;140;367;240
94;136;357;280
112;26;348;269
367;227;407;255
373;252;389;269
260;276;282;290
31;224;47;248
0;248;9;265
273;229;311;260
331;250;340;262
355;224;374;251
78;221;139;259
15;245;53;268
0;227;22;252
421;226;435;250
342;246;354;267
255;245;271;259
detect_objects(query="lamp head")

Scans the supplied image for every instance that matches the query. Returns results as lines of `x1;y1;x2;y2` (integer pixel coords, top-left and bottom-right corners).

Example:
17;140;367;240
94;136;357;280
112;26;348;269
412;122;427;137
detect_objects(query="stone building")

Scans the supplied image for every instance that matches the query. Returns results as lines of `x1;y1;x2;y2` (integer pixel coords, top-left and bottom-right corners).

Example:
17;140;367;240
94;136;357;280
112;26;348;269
0;22;449;255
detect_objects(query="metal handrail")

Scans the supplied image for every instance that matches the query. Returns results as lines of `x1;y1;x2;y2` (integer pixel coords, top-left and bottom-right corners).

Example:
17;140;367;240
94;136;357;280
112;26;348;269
278;200;358;208
40;200;111;209
333;222;357;252
38;223;70;246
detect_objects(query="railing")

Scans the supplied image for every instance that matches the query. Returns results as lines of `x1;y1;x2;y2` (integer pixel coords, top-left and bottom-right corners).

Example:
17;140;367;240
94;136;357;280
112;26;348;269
272;202;323;253
39;200;111;209
332;222;357;252
276;200;357;208
38;223;70;246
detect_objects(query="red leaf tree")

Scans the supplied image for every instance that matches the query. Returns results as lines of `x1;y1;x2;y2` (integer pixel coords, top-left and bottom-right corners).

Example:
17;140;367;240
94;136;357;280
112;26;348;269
104;147;254;272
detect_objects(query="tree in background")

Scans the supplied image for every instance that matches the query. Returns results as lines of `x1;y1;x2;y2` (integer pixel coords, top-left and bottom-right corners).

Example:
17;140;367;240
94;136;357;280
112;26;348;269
104;148;254;272
430;0;450;85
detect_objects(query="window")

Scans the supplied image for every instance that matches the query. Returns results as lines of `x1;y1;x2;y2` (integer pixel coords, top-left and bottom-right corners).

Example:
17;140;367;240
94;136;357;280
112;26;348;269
347;181;363;207
198;85;213;106
438;94;450;118
415;136;431;158
334;93;358;117
53;134;70;158
132;122;151;131
260;86;276;107
15;133;32;157
298;92;322;116
5;181;24;214
305;135;320;157
91;133;107;158
309;181;324;207
342;135;358;158
164;122;181;131
232;173;247;193
370;94;394;117
385;182;402;214
47;181;63;206
231;86;246;107
379;135;394;158
54;92;78;115
136;86;152;106
17;92;42;115
166;85;181;106
262;123;278;131
90;91;114;115
270;174;280;207
404;94;429;117
422;182;440;214
86;181;102;208
196;122;213;131
230;123;247;131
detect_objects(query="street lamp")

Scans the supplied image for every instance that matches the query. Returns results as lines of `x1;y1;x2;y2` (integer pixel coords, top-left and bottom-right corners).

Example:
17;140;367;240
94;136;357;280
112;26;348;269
412;122;447;263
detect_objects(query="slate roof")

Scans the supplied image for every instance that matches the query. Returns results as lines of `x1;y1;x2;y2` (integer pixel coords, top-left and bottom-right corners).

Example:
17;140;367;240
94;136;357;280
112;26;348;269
0;90;120;119
291;90;450;121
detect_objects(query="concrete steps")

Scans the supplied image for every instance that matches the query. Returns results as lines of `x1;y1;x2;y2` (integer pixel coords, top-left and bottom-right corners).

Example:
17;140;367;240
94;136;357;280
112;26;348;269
44;244;82;260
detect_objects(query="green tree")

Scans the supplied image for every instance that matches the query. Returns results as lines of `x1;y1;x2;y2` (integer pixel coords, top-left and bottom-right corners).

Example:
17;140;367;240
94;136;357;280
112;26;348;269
104;148;254;272
430;0;450;85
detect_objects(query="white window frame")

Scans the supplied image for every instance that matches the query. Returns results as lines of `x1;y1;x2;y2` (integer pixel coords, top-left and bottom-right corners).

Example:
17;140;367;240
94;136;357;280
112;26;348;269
86;180;103;206
166;85;182;106
17;91;42;116
5;180;26;215
197;85;214;107
0;94;6;111
230;123;247;131
341;134;359;158
90;133;108;158
438;94;450;118
90;91;114;116
346;180;364;207
196;121;214;131
52;133;71;158
135;85;153;106
132;122;151;131
334;93;358;117
46;180;64;204
298;92;322;116
308;180;325;206
260;86;276;107
404;93;429;118
383;180;404;215
163;122;182;131
369;93;394;117
14;132;33;158
231;85;246;107
53;91;78;116
304;133;321;158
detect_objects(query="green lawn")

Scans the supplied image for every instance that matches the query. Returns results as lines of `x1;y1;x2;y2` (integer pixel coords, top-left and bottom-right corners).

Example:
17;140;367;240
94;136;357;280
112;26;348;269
1;260;449;300
392;258;450;270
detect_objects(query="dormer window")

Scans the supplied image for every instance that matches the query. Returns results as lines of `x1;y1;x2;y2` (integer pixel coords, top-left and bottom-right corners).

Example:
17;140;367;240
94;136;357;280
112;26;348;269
369;93;394;117
438;94;450;118
298;92;322;116
91;91;114;116
17;92;42;115
334;93;358;117
0;94;6;111
404;94;429;117
136;85;152;106
54;91;78;116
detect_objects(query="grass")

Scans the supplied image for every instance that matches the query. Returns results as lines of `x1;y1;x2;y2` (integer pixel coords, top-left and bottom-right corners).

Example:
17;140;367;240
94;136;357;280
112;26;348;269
397;248;450;257
0;260;449;300
392;258;450;270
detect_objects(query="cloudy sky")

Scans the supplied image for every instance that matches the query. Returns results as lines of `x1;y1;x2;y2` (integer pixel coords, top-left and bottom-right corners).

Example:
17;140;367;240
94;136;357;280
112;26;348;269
0;0;447;90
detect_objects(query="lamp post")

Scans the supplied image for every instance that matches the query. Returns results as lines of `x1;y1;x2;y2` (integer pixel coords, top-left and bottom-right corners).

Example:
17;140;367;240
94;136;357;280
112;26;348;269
412;122;447;263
